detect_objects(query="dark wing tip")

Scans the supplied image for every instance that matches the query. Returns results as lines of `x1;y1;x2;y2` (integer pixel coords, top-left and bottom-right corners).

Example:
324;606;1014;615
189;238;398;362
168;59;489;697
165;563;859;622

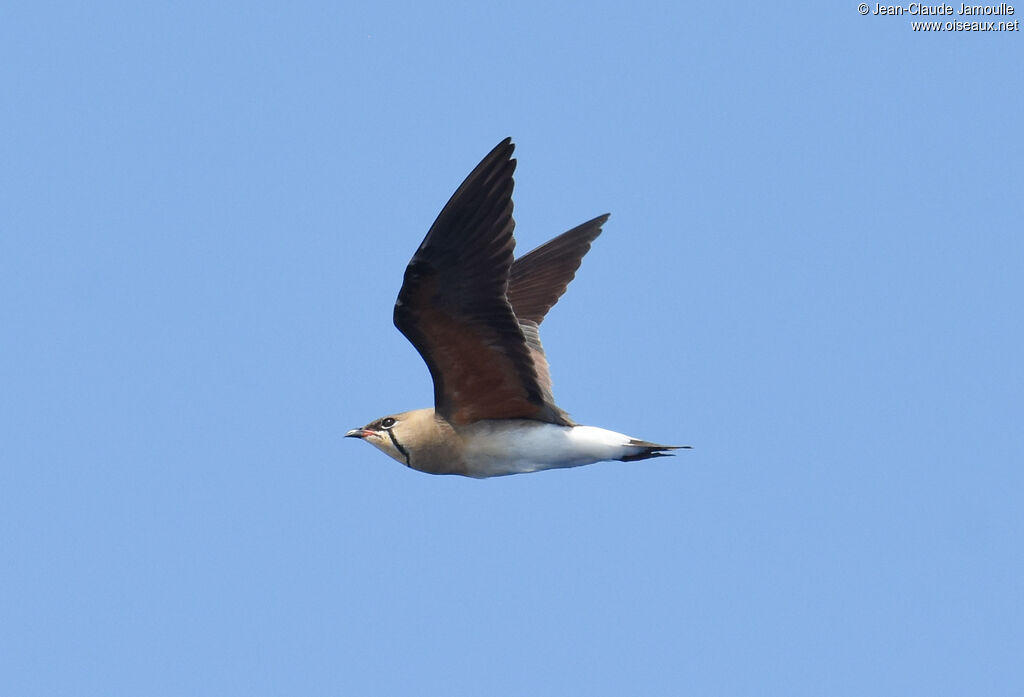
489;136;514;163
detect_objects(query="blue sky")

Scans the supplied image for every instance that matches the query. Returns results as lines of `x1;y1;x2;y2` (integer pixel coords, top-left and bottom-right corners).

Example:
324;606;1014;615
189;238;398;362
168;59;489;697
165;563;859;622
2;2;1021;695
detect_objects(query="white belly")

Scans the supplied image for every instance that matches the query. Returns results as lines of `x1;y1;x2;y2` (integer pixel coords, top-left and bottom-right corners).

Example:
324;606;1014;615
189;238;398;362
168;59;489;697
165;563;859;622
459;421;645;478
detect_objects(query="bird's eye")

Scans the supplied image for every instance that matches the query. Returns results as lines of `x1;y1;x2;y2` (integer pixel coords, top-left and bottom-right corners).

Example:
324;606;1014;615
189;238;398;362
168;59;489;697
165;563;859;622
380;417;396;429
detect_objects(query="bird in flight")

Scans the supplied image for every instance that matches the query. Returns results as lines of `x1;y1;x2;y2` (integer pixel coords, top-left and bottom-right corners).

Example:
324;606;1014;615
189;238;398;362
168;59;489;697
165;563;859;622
346;138;687;477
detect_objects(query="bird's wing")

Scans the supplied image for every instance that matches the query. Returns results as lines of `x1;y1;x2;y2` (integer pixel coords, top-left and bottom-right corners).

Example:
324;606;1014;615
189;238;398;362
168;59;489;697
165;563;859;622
506;215;607;422
507;214;607;325
393;138;571;426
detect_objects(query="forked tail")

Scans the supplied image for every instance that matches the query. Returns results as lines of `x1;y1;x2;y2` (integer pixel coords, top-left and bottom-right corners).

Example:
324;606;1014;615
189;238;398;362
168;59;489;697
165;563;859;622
618;439;692;462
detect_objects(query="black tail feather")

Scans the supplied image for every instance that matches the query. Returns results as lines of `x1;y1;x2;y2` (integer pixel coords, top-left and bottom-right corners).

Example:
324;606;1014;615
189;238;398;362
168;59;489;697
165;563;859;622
618;442;692;462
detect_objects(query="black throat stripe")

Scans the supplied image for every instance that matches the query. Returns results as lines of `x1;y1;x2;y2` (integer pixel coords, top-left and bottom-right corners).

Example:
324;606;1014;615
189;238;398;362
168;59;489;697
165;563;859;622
386;428;411;467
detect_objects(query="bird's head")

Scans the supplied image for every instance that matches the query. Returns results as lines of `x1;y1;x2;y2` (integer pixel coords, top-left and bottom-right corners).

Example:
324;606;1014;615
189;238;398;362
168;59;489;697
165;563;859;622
346;409;441;467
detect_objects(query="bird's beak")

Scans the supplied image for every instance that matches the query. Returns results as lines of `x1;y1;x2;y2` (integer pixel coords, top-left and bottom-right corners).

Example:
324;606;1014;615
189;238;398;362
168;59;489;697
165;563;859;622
345;428;371;439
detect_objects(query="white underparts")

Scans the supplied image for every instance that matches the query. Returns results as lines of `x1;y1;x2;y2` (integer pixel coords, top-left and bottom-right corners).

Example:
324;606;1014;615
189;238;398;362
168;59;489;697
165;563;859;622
460;421;653;478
